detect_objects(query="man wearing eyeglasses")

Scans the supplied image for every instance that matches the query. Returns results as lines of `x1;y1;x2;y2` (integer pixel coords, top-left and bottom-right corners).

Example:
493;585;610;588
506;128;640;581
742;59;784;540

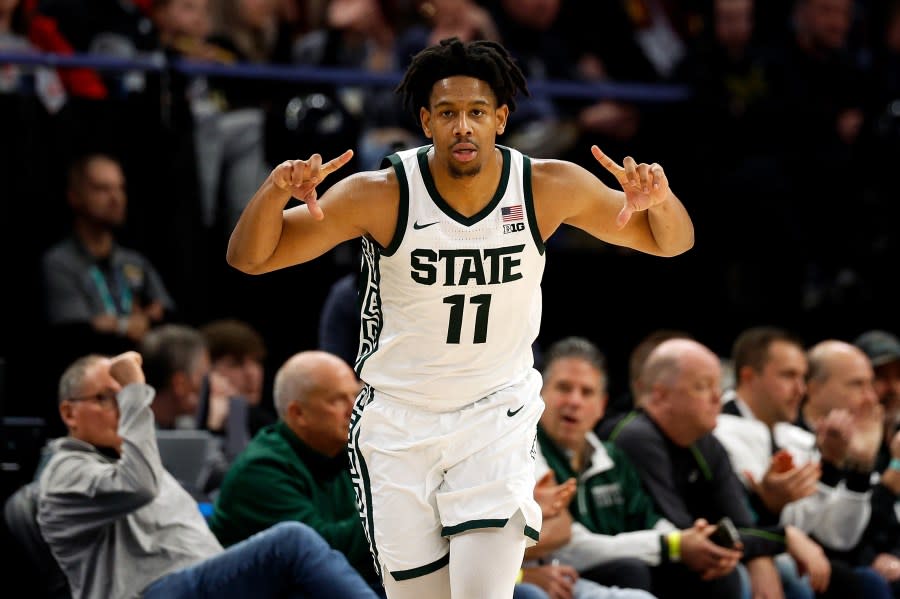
36;351;381;599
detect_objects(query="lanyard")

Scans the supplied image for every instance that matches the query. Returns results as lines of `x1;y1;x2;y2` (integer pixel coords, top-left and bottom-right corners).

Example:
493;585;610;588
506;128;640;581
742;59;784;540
89;264;133;316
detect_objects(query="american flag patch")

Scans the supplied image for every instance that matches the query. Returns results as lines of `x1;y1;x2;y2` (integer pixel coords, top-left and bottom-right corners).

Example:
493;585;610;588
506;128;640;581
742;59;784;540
501;205;524;222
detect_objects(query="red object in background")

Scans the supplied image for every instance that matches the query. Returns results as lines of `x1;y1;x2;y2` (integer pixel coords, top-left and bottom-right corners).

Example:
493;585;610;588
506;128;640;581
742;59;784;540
772;448;795;473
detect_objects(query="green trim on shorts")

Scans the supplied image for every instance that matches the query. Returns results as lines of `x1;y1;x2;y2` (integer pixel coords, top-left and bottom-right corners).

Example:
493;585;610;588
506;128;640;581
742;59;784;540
442;518;509;537
391;552;450;581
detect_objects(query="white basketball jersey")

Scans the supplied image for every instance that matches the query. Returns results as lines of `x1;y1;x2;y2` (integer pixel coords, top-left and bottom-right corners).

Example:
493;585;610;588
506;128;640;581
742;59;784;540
355;144;545;410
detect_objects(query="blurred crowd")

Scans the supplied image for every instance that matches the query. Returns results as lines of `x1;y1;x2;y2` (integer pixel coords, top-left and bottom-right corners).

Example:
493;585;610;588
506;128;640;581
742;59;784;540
2;0;899;409
2;2;900;596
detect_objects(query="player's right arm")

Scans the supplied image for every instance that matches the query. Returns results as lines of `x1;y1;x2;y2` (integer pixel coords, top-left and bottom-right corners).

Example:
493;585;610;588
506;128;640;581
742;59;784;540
227;151;398;274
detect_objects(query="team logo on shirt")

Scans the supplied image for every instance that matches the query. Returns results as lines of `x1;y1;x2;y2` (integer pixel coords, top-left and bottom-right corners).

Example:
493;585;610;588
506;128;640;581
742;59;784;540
409;245;525;286
590;483;625;508
501;205;525;234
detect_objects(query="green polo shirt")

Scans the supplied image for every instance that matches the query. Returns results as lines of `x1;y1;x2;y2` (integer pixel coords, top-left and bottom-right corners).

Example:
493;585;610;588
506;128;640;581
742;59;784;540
209;421;376;581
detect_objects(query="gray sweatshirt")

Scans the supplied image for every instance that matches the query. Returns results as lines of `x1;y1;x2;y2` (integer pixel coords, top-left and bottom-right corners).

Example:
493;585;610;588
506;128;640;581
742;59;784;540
37;383;222;599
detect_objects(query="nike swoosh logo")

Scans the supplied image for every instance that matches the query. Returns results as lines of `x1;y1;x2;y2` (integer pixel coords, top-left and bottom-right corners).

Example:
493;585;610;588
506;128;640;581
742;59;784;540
507;405;525;417
413;221;439;230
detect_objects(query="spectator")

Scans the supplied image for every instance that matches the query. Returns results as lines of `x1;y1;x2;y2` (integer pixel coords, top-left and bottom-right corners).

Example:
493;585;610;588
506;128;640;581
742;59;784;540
537;336;741;599
521;466;655;599
208;349;549;599
207;350;377;586
140;323;209;430
791;338;896;597
715;327;869;546
36;350;381;599
768;0;872;310
671;0;795;310
195;0;295;234
603;328;692;425
41;152;175;409
42;153;174;343
853;330;900;596
715;326;892;599
200;317;275;441
854;330;900;446
609;338;833;599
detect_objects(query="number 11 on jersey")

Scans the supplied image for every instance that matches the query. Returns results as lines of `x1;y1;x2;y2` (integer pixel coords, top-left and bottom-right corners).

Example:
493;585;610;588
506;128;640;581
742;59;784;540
443;294;492;344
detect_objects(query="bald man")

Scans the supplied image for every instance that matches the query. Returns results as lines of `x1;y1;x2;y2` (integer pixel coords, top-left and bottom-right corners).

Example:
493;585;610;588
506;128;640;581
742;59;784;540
208;351;379;589
607;338;833;599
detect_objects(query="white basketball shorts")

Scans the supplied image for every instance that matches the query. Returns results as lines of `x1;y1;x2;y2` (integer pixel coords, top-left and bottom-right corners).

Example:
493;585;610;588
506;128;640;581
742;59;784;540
348;369;544;582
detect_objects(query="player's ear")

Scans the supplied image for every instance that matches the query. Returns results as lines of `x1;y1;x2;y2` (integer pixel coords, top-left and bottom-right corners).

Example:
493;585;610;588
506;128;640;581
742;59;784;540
496;104;509;135
420;107;433;139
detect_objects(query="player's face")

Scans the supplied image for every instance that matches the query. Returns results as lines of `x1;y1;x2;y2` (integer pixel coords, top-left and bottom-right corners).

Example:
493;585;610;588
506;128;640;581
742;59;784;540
420;76;509;179
540;357;606;453
752;341;807;424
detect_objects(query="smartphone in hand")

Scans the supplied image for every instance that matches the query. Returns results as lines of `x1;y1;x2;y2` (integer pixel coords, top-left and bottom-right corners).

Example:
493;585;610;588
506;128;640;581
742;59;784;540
709;517;740;549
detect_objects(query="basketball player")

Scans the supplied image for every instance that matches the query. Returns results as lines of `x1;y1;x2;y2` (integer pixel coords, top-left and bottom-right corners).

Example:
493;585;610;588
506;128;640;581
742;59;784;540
227;37;694;599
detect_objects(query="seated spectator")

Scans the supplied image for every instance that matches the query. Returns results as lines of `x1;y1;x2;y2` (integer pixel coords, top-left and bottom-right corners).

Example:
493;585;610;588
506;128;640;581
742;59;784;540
141;323;235;497
789;338;896;597
715;327;892;598
854;330;900;451
846;328;900;596
208;350;377;589
604;329;693;424
208;349;550;599
41;153;175;353
141;323;209;430
715;327;870;548
36;350;381;599
200;317;275;443
608;338;834;599
522;456;654;599
536;336;739;599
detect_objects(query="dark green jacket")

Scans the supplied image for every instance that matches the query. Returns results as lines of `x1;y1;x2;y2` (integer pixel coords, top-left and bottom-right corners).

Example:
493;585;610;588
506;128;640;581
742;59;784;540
209;421;376;581
538;425;663;536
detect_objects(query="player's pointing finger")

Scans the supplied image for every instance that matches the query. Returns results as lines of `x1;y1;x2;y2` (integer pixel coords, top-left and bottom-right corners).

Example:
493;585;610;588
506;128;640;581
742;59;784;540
591;145;624;179
321;149;355;177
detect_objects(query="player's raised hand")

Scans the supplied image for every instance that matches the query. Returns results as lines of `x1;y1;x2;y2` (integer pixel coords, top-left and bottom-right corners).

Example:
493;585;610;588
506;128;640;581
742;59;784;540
591;145;670;229
272;149;354;220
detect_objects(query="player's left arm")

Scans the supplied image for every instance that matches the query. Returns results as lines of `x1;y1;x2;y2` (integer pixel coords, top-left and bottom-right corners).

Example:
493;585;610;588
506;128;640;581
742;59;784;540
532;146;694;257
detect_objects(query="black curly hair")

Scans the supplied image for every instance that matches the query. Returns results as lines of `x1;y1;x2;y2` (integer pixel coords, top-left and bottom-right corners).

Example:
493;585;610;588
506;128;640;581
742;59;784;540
395;37;529;125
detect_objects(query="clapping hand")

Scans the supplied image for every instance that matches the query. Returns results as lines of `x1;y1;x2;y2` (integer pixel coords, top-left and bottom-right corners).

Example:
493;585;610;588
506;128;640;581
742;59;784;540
533;470;576;518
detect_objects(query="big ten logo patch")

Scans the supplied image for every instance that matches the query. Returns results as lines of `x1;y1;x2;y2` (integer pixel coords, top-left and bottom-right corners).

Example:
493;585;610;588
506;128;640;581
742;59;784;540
503;222;525;234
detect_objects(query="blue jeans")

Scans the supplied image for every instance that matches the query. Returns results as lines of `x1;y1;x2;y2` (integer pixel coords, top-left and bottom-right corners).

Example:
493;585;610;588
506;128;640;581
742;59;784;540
143;521;381;599
854;565;893;599
515;582;550;599
736;555;815;599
